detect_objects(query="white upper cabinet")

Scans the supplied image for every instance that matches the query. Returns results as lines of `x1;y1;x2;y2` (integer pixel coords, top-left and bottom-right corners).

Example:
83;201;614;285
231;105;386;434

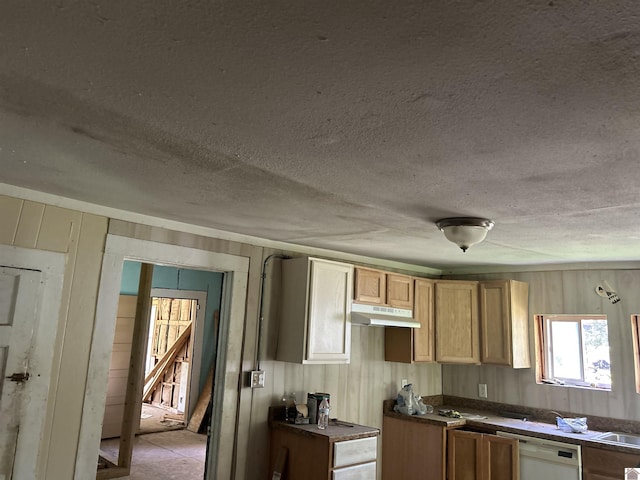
276;257;354;364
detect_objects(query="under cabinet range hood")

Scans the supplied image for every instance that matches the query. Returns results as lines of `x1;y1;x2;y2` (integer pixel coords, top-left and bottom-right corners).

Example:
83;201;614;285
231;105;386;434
351;303;420;328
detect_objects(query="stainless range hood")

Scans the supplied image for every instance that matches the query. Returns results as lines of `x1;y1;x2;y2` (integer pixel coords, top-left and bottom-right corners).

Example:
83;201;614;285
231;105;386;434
351;303;420;328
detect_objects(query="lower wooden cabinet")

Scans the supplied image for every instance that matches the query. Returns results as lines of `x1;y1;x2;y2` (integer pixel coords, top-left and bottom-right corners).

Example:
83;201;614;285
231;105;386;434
381;415;446;480
583;445;640;480
448;429;518;480
270;423;378;480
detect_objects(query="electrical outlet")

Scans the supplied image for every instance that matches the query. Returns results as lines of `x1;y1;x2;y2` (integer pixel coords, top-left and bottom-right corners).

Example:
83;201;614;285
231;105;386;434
250;370;266;388
478;383;488;398
401;378;408;388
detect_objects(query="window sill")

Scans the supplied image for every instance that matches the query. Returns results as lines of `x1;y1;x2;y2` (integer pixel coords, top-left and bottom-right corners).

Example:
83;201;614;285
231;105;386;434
538;380;611;392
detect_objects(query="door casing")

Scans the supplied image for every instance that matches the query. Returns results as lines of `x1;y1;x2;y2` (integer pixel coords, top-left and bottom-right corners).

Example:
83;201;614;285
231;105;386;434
75;235;249;480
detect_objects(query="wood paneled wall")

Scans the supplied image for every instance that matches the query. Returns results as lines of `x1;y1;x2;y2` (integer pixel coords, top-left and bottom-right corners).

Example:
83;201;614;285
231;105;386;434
443;269;640;422
0;194;108;479
106;224;443;480
245;249;442;480
102;295;137;439
1;193;439;480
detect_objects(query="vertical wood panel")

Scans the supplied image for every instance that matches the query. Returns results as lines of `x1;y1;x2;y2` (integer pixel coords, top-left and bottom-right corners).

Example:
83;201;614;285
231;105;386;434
38;203;84;479
102;295;137;439
36;205;78;253
13;200;44;248
45;213;108;479
0;195;22;245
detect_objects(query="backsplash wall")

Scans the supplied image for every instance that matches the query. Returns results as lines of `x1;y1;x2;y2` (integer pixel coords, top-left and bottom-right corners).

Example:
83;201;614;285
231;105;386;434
443;269;640;421
249;251;442;479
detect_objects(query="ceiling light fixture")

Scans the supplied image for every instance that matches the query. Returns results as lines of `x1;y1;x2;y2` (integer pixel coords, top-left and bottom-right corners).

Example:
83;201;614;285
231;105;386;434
436;217;495;253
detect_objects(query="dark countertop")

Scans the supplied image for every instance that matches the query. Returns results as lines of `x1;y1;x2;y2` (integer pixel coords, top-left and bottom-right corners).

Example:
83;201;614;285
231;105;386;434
270;419;380;442
269;406;379;442
383;400;640;455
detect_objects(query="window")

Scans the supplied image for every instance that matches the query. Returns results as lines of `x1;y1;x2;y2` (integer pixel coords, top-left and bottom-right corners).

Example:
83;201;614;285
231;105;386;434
536;315;611;389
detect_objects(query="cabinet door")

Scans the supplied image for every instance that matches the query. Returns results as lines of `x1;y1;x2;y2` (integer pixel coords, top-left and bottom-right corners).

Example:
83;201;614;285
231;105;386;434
448;430;518;480
583;446;640;479
306;259;353;363
480;281;511;366
354;267;386;305
480;280;530;368
448;430;482;480
269;428;330;480
382;416;446;480
484;434;518;480
387;273;413;309
413;278;434;362
435;281;479;364
384;278;434;363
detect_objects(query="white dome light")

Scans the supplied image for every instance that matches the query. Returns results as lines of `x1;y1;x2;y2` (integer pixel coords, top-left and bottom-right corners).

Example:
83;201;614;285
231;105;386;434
436;217;495;252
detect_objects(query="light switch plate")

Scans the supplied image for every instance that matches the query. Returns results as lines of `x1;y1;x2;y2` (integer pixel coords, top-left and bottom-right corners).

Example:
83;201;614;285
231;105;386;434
478;383;488;398
250;370;266;388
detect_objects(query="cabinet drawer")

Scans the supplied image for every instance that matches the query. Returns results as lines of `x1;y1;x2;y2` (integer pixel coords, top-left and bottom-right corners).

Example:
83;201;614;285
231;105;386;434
333;461;376;480
333;436;377;468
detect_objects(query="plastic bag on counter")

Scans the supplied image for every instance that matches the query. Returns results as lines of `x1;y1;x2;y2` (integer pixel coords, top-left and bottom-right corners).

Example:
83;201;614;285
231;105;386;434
394;384;428;416
556;416;588;433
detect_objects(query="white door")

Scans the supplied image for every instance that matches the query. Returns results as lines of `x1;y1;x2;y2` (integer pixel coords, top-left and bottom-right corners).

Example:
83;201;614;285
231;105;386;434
0;266;42;480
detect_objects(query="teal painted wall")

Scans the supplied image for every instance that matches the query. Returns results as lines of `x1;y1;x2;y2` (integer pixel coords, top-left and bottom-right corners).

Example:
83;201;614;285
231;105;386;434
121;260;223;393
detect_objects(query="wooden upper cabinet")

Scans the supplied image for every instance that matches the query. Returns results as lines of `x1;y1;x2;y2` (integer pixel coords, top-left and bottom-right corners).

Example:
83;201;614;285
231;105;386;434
412;278;435;362
354;267;386;305
385;278;435;363
448;430;518;480
387;274;414;309
435;280;479;364
354;267;413;308
479;280;530;368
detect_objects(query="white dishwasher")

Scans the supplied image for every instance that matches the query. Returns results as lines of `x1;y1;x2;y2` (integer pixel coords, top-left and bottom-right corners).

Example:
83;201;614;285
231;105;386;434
497;431;581;480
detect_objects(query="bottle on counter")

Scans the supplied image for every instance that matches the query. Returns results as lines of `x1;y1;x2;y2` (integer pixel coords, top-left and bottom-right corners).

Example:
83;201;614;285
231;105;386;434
283;392;297;423
317;398;330;429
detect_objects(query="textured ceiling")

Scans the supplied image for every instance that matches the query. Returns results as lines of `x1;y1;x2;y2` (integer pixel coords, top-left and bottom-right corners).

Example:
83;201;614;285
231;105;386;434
2;1;640;269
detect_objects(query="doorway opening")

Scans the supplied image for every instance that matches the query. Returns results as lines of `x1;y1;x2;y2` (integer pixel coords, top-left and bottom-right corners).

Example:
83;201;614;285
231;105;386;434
76;235;249;480
97;261;223;479
141;291;208;434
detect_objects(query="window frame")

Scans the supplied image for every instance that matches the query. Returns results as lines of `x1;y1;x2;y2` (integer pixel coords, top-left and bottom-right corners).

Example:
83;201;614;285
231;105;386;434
535;314;611;390
631;315;640;393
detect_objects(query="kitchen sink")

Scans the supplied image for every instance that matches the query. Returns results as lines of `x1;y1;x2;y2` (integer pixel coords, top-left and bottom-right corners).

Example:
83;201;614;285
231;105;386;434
595;432;640;446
